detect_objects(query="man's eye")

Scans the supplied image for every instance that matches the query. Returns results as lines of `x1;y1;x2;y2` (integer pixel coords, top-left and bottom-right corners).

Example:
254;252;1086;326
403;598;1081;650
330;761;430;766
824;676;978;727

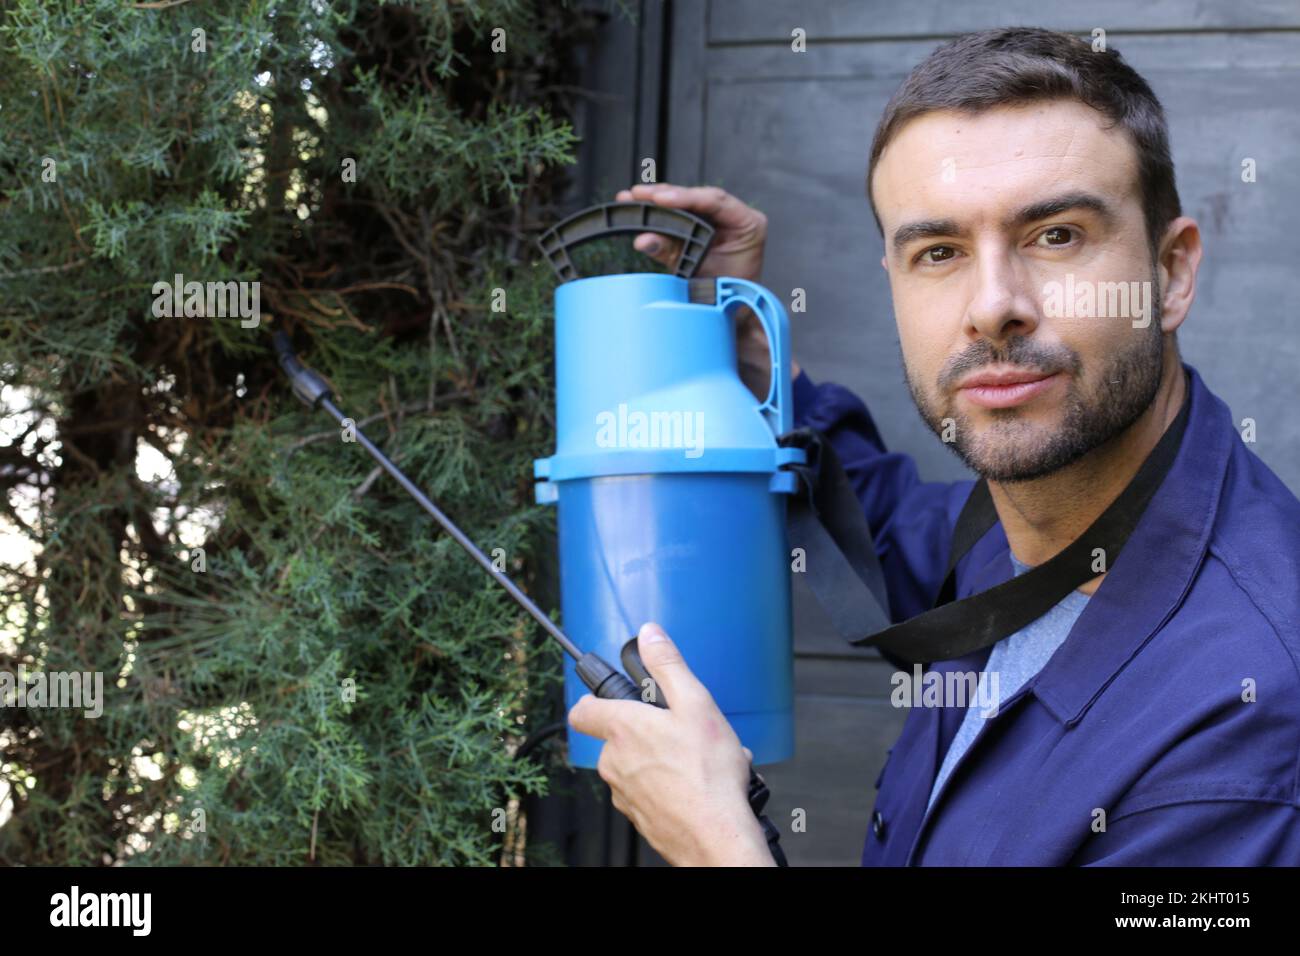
1036;226;1075;247
919;245;957;264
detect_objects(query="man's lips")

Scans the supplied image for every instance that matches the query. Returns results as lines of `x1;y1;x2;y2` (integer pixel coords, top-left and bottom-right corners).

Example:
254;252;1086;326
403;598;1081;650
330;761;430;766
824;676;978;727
956;367;1061;409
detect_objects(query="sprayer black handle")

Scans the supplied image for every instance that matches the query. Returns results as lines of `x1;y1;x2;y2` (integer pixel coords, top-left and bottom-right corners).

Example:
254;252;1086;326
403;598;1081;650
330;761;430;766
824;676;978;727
617;636;788;866
536;201;715;283
619;636;668;708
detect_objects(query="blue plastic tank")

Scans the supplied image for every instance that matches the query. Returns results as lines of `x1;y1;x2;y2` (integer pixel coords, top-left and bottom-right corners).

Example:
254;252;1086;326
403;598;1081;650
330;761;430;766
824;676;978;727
534;203;803;768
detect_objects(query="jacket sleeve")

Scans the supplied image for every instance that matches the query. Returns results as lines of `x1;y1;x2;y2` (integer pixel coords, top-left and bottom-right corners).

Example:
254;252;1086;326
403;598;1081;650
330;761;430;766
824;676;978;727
790;369;974;622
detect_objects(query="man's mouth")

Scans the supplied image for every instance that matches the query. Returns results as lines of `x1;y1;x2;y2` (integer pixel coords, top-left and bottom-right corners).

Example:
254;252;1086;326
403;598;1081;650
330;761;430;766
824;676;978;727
956;366;1061;409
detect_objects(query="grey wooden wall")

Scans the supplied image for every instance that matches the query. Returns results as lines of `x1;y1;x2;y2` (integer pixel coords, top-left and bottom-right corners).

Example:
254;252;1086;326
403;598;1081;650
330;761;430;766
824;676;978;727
545;0;1300;866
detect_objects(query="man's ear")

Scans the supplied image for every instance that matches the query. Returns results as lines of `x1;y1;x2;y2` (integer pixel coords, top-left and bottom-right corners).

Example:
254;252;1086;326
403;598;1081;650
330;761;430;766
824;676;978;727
1156;216;1201;335
880;255;889;273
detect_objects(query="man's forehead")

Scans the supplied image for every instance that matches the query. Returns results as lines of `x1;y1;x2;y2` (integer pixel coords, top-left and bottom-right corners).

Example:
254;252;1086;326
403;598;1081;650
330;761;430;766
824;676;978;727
873;100;1140;230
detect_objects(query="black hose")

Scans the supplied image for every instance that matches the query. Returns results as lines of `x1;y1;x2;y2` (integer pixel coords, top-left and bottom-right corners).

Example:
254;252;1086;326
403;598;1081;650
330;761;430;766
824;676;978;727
514;720;566;762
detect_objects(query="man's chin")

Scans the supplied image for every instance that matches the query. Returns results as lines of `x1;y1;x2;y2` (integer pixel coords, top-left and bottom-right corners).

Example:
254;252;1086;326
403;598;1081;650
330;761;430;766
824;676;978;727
948;422;1090;483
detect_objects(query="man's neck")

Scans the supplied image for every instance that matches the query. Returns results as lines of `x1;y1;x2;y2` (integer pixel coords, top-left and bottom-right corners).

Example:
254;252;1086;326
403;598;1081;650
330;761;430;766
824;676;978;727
988;352;1188;596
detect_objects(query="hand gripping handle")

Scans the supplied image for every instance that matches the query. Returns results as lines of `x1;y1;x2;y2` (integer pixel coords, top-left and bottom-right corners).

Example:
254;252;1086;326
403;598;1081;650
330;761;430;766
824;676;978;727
537;201;715;283
617;637;789;866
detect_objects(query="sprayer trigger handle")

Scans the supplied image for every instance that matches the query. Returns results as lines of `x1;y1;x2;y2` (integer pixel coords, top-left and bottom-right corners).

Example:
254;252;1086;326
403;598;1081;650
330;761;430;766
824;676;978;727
620;637;669;709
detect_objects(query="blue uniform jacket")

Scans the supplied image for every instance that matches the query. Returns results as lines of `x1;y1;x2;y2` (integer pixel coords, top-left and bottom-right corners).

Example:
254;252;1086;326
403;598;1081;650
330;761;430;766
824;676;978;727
790;363;1300;865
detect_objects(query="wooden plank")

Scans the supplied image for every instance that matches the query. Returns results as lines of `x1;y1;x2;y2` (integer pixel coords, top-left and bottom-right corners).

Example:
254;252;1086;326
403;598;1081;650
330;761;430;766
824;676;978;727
759;694;907;866
561;0;647;209
795;655;900;698
666;0;711;184
707;0;1300;44
636;0;670;180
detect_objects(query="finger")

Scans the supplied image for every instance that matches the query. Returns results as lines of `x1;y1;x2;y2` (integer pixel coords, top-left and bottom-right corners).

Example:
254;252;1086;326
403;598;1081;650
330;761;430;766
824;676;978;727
616;187;681;260
568;694;638;742
623;184;727;268
625;182;680;197
635;622;714;712
629;183;757;231
618;183;677;210
632;231;684;268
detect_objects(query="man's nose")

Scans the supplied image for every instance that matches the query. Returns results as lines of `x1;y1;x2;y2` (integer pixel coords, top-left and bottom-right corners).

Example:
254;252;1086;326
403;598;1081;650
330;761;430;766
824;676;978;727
964;249;1040;343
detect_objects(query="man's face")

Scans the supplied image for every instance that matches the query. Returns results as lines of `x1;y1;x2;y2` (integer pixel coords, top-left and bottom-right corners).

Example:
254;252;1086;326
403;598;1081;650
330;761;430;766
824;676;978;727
872;100;1165;482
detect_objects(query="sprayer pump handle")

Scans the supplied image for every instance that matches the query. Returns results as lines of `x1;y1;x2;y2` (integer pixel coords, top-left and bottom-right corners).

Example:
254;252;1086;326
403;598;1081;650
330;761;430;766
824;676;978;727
536;201;715;283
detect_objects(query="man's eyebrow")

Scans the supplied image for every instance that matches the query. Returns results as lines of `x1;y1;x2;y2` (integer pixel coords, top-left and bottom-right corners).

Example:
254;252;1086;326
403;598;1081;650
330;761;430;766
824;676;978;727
890;192;1117;257
1005;192;1115;229
891;218;962;255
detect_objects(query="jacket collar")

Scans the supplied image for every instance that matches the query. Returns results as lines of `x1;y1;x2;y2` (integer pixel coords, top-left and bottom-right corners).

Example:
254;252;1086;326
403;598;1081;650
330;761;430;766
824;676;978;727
1029;362;1233;725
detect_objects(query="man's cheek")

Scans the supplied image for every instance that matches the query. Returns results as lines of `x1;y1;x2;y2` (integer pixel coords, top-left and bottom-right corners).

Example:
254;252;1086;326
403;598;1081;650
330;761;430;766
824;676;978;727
896;298;952;360
900;337;945;391
894;318;928;367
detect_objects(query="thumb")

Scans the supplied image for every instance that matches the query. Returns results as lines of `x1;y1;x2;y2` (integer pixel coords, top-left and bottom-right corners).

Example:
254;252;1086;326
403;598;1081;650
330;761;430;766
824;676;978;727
637;621;712;712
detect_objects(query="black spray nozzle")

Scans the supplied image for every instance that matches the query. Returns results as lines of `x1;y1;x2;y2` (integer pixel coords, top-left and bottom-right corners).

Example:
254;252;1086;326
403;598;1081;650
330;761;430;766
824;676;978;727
273;331;334;409
575;652;643;702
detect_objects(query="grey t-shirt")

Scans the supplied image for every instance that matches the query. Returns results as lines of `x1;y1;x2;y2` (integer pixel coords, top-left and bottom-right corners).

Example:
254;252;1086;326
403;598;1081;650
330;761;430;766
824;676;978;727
926;553;1091;812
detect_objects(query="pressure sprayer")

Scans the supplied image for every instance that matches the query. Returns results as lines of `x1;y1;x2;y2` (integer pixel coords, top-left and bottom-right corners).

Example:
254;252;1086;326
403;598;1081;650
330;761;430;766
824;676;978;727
272;235;796;862
533;201;806;774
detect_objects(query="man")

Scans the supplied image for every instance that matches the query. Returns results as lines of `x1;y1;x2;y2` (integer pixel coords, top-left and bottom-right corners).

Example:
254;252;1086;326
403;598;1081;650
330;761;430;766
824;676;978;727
568;27;1300;865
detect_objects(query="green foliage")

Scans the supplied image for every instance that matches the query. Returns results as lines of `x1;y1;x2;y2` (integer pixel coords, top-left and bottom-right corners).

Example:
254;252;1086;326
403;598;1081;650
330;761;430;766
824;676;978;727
0;0;599;865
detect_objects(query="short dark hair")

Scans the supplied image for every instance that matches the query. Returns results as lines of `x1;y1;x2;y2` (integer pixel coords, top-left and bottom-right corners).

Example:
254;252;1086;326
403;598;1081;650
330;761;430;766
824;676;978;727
867;27;1181;257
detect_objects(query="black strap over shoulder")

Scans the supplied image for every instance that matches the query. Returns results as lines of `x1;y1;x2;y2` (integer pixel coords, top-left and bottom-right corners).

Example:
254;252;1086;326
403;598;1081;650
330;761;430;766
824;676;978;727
782;428;893;633
780;383;1192;666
